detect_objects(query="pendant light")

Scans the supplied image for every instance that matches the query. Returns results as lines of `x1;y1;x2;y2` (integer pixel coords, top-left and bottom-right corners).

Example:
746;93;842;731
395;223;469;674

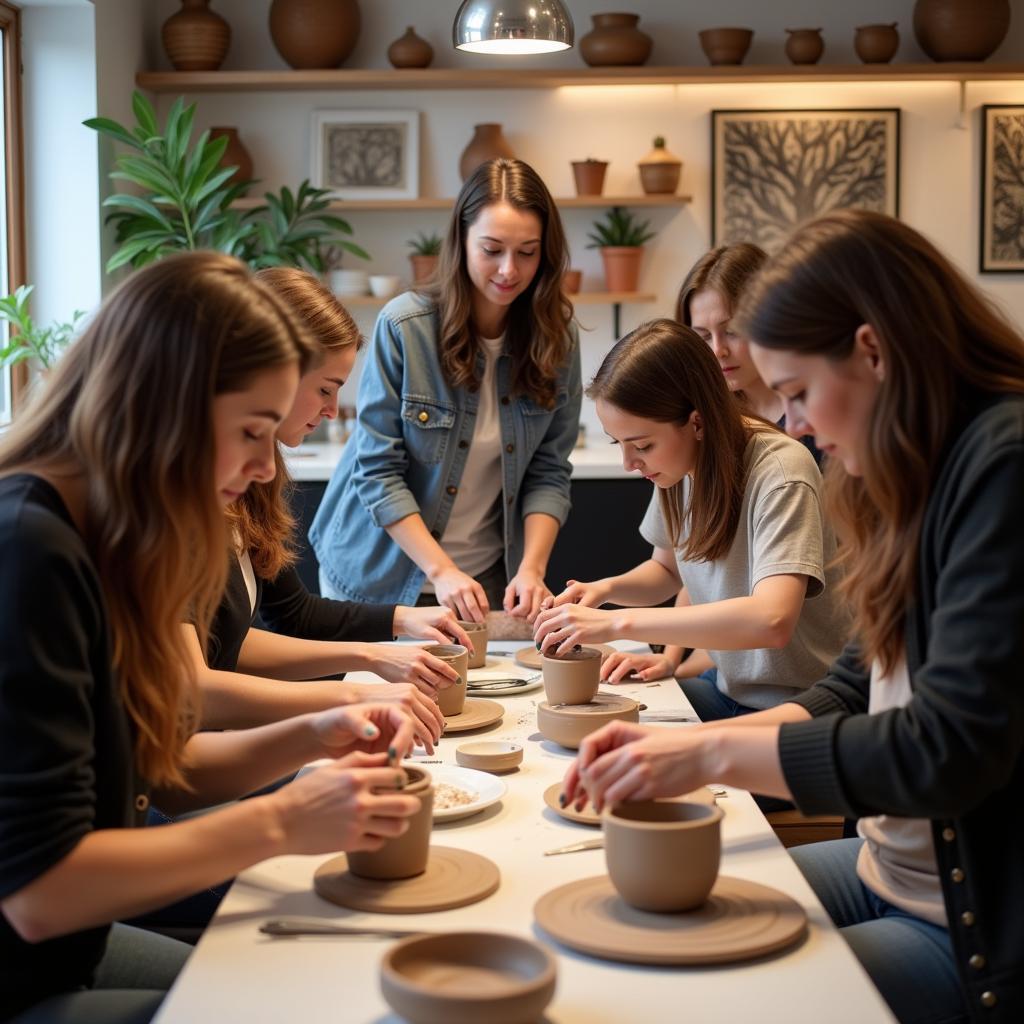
453;0;574;55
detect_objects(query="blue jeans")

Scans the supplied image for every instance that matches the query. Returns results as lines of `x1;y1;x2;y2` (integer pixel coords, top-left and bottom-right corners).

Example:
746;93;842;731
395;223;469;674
790;839;967;1024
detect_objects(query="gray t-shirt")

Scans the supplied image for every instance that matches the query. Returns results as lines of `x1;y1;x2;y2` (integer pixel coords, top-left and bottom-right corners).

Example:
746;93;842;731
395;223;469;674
640;430;848;710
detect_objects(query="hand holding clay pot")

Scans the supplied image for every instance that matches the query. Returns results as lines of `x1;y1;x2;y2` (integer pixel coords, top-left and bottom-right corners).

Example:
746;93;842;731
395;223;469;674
457;619;489;669
534;601;617;655
393;604;472;648
424;644;469;716
542;647;602;705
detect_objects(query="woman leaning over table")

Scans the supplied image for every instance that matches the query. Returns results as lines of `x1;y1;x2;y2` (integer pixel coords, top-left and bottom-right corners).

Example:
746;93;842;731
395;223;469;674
310;157;582;624
0;253;420;1024
559;211;1024;1024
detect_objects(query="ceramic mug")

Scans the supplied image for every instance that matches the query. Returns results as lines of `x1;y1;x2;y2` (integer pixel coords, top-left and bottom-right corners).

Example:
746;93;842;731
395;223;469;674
426;644;468;715
602;800;724;912
456;619;488;669
541;647;601;705
347;767;434;881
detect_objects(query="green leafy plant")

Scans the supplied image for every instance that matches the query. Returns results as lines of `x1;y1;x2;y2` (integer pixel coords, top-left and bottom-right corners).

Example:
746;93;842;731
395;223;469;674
0;286;85;369
85;91;368;274
406;231;443;256
586;206;657;249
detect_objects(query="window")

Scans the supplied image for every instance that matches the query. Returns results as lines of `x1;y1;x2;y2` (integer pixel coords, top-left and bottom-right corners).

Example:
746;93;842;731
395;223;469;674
0;1;24;425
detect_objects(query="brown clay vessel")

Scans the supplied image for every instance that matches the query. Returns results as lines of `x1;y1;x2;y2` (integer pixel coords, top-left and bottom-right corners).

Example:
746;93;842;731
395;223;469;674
388;26;433;68
571;159;608;196
268;0;361;70
161;0;231;71
913;0;1010;62
855;23;900;63
563;269;582;294
459;124;515;181
426;644;468;715
600;246;643;293
542;647;601;705
409;253;438;285
537;693;639;749
638;136;682;195
579;13;653;67
456;620;488;669
698;27;753;66
785;28;824;65
455;741;523;773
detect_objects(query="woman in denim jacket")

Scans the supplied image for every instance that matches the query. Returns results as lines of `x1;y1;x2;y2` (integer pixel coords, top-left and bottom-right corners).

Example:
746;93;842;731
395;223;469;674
311;159;582;622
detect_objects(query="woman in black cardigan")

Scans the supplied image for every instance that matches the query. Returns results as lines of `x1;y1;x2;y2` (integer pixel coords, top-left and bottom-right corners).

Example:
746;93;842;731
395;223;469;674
552;211;1024;1024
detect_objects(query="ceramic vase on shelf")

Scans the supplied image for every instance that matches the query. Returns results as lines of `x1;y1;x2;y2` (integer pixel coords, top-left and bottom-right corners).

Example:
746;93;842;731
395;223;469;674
388;26;433;68
209;127;253;186
785;28;824;65
161;0;231;71
571;159;608;196
855;24;899;63
638;137;681;195
459;124;515;181
579;13;653;67
913;0;1010;61
268;0;361;70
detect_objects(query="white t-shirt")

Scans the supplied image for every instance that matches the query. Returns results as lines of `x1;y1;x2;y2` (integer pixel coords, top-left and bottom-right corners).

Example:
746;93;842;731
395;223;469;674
640;430;848;710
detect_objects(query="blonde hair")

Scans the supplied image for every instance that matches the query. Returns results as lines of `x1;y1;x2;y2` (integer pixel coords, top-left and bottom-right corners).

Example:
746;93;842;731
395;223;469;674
0;252;315;786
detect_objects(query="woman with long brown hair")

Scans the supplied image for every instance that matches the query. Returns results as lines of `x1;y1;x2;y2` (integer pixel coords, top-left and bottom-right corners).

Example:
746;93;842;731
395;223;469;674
558;211;1024;1024
311;158;582;623
0;253;420;1023
533;317;847;724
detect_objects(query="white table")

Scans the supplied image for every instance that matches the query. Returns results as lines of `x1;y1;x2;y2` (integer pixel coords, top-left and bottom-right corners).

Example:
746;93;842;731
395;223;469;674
155;642;894;1024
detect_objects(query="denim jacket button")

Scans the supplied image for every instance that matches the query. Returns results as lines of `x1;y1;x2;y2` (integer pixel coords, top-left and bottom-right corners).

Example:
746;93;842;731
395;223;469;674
951;867;965;883
505;443;515;453
500;396;510;405
447;486;457;496
134;794;150;812
418;410;429;422
458;439;468;448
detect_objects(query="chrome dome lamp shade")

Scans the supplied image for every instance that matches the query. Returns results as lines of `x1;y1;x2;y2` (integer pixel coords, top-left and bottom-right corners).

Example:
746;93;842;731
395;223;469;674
453;0;574;55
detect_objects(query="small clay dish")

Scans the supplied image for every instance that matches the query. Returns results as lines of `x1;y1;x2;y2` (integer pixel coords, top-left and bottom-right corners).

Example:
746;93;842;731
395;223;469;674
455;740;523;773
537;693;640;750
380;931;557;1024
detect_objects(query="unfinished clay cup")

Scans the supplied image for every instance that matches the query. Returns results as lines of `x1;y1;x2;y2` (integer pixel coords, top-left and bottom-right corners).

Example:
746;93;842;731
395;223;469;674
427;644;468;715
347;766;434;881
456;620;489;669
603;800;724;912
542;646;601;705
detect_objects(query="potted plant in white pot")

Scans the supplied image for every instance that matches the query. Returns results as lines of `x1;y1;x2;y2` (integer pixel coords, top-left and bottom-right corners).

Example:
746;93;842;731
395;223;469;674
586;206;656;293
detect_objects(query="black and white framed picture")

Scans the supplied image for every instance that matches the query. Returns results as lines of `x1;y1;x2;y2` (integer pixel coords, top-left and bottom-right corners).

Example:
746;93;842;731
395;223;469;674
712;108;901;247
981;104;1024;273
311;109;419;200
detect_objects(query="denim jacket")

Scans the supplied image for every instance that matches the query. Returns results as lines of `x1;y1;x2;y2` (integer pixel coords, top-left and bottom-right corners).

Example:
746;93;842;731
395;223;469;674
310;291;582;605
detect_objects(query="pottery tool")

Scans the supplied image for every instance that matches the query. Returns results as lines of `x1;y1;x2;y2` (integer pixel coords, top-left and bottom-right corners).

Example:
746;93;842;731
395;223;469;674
543;837;605;856
260;919;426;939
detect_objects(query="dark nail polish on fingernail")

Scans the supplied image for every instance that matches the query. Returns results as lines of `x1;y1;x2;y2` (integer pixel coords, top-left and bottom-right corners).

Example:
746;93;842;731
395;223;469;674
535;642;541;650
573;644;582;651
558;792;567;807
388;746;397;761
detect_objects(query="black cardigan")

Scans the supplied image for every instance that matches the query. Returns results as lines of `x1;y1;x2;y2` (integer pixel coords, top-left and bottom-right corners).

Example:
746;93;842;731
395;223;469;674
206;559;396;671
778;396;1024;1022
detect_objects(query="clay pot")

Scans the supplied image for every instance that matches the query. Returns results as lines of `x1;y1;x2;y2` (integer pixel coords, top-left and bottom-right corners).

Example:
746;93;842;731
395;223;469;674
913;0;1010;61
409;253;439;284
268;0;361;70
459;123;515;181
603;801;724;912
785;28;824;65
579;13;653;67
426;644;468;716
456;620;488;669
347;767;434;881
388;26;433;69
161;0;231;72
855;23;900;63
537;694;639;749
571;159;608;196
563;269;582;294
542;647;601;705
698;27;753;66
599;246;644;293
638;137;682;195
208;127;252;186
455;740;524;773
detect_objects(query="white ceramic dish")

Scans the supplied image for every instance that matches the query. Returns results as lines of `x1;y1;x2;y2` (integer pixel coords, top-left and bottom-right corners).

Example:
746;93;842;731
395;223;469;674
422;764;508;823
466;669;542;697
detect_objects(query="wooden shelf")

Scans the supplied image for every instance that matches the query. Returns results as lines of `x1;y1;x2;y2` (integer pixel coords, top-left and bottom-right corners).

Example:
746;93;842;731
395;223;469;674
230;195;690;212
340;291;656;307
137;63;1024;93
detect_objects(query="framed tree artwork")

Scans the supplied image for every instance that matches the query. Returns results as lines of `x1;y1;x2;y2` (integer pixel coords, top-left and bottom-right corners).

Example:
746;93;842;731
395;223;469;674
712;108;900;248
981;105;1024;273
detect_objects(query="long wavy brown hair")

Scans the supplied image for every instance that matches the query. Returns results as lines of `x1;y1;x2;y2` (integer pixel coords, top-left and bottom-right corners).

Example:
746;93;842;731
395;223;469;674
236;268;361;578
0;252;315;786
425;158;573;407
737;209;1024;672
587;318;757;562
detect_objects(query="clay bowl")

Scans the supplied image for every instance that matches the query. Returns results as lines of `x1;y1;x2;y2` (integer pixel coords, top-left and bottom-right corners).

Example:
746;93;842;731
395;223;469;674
381;931;557;1024
456;620;488;669
542;646;601;705
456;740;523;773
698;27;753;65
537;693;639;750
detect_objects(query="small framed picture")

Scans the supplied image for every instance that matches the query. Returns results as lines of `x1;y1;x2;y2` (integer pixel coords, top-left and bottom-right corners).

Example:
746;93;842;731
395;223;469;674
981;104;1024;273
712;108;900;248
311;109;420;200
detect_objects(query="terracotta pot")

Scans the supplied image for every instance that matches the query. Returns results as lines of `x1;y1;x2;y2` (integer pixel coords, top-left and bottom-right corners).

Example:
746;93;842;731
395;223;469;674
426;644;468;716
161;0;231;71
347;767;434;881
458;123;515;181
785;28;824;65
268;0;361;70
571;160;608;196
388;25;433;69
579;13;653;67
913;0;1010;61
563;269;582;294
542;647;601;706
208;127;252;186
409;253;439;284
698;27;753;66
456;620;488;669
855;23;900;63
600;246;644;293
638;137;682;195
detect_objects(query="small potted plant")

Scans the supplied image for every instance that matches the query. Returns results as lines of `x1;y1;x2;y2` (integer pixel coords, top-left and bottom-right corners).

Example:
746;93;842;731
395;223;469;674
407;231;443;285
0;285;86;371
571;157;609;196
586;206;656;293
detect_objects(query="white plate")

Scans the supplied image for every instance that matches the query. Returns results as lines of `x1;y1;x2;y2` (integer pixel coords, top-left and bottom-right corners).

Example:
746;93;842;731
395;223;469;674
415;763;507;822
466;669;543;697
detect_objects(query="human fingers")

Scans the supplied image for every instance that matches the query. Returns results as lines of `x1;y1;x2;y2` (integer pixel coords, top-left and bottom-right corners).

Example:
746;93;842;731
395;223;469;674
579;747;637;813
550;581;582;607
603;654;644;683
502;580;517;614
423;651;460;686
560;759;584;808
526;585;549;624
